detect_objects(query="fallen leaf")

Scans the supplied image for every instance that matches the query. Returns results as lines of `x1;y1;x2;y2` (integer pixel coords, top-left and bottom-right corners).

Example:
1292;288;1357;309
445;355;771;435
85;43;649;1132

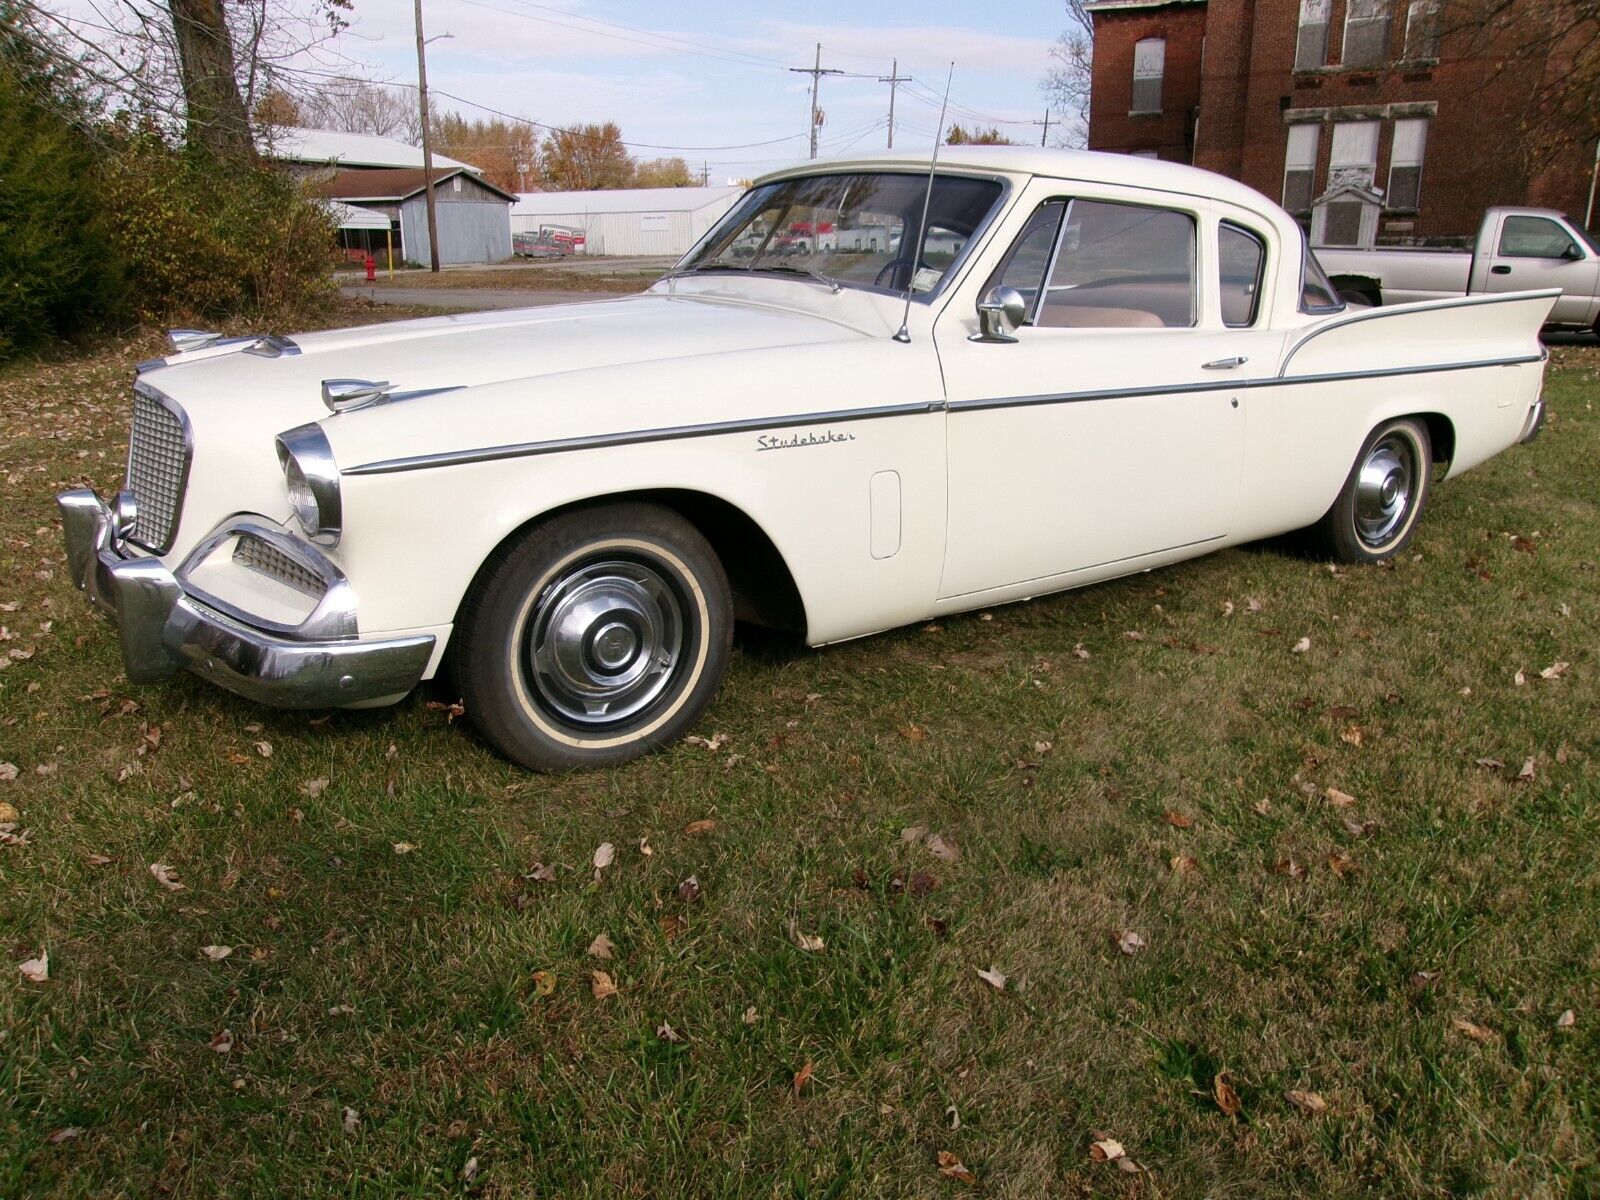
462;1156;479;1184
1343;818;1378;838
946;1104;961;1130
1273;858;1308;879
1474;757;1505;769
791;927;825;953
1517;757;1536;782
590;970;618;1000
18;950;48;982
254;741;272;758
1117;930;1147;956
300;778;329;798
1540;661;1569;680
1291;637;1311;654
656;1020;681;1042
391;842;419;855
637;835;652;856
900;824;928;844
975;965;1007;990
45;1126;82;1144
684;819;717;835
425;700;466;723
1515;669;1527;686
524;862;556;883
792;1060;814;1100
908;870;939;897
1452;1017;1498;1044
1325;787;1356;808
1411;969;1442;988
1088;1138;1125;1163
1170;854;1199;875
1339;725;1363;747
1555;1009;1576;1029
658;914;686;940
1285;1089;1328;1115
1214;1071;1242;1117
587;933;615;960
149;863;186;892
1123;630;1146;641
0;801;18;823
209;1029;234;1054
592;842;616;871
85;853;112;866
677;875;702;903
899;723;928;742
0;763;18;782
531;970;556;997
742;1005;759;1025
1033;739;1054;754
342;1106;361;1135
201;945;233;962
924;833;961;862
936;1150;976;1183
1074;643;1091;660
1117;1158;1146;1174
1328;851;1356;877
683;731;730;751
1164;810;1193;828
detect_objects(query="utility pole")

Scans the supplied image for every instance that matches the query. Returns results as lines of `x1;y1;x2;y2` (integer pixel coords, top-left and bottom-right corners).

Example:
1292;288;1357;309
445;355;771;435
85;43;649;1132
413;0;441;272
790;43;843;159
1034;110;1053;148
701;161;710;186
878;58;912;149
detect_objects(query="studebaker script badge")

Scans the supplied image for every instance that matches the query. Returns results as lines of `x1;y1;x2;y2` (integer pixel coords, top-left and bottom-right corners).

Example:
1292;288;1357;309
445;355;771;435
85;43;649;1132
756;429;857;452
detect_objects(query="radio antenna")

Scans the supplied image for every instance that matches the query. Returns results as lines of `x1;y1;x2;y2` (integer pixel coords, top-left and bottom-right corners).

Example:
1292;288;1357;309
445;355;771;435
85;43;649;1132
893;62;954;344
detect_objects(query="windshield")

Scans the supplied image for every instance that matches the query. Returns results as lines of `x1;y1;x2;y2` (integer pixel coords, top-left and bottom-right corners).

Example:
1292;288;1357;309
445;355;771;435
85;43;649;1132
680;172;1005;299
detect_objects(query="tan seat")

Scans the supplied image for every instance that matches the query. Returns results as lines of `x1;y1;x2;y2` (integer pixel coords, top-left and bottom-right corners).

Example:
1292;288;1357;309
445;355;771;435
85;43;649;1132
1036;304;1164;328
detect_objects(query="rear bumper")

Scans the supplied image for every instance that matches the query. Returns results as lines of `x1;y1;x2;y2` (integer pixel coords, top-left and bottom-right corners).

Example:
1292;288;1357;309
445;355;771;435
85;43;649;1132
57;489;435;709
1518;396;1545;444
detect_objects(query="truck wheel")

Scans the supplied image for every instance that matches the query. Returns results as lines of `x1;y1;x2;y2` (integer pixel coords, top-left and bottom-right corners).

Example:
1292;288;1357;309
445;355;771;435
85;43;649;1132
1311;418;1432;564
454;503;733;772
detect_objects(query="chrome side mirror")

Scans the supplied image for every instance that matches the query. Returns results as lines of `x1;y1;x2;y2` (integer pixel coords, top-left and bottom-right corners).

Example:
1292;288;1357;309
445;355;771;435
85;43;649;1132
970;286;1026;343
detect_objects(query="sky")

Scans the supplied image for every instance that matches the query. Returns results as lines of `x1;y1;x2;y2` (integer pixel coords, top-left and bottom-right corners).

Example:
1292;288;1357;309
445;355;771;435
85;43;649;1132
284;0;1074;184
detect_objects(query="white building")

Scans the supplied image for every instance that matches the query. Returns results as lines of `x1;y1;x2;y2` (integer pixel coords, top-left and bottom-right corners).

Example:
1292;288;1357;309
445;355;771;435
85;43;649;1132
511;186;743;256
266;127;480;176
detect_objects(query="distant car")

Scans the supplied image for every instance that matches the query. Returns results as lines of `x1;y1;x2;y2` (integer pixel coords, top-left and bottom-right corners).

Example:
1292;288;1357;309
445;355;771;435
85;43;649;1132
60;147;1554;771
1318;206;1600;331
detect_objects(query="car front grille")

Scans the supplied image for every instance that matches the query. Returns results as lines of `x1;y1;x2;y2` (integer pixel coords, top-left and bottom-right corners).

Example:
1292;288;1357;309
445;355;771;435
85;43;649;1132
126;387;190;551
233;534;326;598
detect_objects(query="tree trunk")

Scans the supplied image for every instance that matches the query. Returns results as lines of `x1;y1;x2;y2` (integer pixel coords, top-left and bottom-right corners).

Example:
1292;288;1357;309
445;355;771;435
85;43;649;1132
166;0;254;161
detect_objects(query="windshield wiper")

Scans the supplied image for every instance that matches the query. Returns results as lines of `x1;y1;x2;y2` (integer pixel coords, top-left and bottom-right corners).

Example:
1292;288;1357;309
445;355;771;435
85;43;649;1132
745;264;843;293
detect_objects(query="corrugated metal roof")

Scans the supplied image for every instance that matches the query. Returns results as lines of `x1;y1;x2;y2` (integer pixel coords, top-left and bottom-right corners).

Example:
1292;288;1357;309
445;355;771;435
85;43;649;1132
512;186;743;216
266;127;479;173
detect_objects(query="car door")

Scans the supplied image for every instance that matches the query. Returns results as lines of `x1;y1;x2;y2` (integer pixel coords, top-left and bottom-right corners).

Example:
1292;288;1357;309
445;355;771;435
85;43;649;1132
1482;214;1600;326
934;188;1278;602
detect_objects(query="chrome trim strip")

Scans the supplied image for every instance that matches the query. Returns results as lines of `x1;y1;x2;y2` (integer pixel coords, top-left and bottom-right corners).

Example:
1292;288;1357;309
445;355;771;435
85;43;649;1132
937;533;1227;603
342;354;1541;477
125;380;193;554
1279;289;1562;373
343;400;941;476
275;423;343;546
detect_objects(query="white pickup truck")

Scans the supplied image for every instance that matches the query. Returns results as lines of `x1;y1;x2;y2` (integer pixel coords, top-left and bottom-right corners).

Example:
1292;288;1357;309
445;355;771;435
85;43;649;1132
1319;207;1600;333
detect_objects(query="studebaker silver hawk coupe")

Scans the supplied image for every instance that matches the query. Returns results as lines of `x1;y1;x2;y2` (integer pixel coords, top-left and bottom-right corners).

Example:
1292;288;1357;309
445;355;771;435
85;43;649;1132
59;148;1553;771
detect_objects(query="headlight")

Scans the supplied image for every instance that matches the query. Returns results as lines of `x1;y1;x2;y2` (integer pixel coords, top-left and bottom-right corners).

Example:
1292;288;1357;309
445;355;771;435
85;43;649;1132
274;423;342;547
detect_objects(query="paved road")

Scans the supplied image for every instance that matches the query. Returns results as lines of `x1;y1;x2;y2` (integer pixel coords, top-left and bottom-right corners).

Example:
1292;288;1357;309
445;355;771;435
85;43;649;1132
341;285;631;311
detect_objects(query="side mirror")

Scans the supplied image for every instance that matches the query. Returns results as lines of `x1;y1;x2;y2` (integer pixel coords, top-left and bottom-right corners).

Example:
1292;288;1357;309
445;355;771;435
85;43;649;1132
970;286;1027;343
1563;242;1585;261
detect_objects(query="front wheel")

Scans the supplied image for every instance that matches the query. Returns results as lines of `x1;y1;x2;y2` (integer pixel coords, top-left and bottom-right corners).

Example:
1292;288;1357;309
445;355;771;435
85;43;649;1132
454;504;733;771
1311;418;1433;563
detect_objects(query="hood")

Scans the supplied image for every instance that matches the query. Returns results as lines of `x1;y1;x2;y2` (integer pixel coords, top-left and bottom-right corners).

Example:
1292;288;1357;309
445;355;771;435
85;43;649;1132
140;292;868;437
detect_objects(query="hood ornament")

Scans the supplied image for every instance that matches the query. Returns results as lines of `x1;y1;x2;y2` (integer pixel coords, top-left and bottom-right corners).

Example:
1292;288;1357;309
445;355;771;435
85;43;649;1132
321;379;395;413
168;329;223;353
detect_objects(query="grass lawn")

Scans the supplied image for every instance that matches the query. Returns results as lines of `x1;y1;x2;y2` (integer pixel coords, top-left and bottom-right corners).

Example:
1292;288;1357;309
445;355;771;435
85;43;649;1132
1;315;1597;1197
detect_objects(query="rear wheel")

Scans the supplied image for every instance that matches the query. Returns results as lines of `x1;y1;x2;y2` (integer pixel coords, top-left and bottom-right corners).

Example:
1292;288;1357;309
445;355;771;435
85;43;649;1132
455;504;732;771
1311;418;1432;563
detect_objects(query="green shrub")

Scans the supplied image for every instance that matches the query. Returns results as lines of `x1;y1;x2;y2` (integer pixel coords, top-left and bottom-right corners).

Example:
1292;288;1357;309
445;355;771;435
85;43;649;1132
102;134;339;325
0;9;122;358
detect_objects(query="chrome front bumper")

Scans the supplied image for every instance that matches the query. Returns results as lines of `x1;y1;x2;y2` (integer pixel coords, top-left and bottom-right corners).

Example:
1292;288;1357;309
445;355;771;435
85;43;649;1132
57;490;435;708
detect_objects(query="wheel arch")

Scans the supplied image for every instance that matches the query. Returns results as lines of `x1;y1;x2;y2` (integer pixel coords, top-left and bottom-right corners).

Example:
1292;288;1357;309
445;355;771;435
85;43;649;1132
456;488;808;637
1401;410;1456;471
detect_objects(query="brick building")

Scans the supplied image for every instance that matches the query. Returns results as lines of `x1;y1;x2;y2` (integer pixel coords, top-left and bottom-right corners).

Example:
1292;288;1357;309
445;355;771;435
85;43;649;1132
1084;0;1598;245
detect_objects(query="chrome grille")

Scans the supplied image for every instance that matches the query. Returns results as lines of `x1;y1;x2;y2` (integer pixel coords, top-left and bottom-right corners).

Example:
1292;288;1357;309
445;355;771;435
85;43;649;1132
233;534;325;598
126;388;189;550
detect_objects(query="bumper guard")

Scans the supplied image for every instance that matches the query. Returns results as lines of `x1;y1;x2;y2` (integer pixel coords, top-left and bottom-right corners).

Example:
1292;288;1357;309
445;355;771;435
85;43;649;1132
57;490;435;708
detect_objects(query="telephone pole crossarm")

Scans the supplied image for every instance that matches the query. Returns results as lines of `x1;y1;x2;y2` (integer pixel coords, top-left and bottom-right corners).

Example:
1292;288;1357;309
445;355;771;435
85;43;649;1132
790;43;845;159
878;57;912;149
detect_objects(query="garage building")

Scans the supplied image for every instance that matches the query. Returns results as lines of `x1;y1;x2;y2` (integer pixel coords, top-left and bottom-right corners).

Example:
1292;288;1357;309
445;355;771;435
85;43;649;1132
511;186;743;256
313;167;515;266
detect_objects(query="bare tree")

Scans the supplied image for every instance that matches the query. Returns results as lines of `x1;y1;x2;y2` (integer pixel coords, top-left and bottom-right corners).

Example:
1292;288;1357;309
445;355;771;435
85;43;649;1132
1041;0;1094;148
300;77;422;142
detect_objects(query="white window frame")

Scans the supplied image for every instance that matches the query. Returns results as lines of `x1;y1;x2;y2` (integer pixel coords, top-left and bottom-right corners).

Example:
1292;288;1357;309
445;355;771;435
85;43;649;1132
1404;0;1440;60
1329;119;1380;189
1283;122;1320;213
1386;117;1428;210
1296;0;1332;70
1131;38;1165;114
1343;0;1393;68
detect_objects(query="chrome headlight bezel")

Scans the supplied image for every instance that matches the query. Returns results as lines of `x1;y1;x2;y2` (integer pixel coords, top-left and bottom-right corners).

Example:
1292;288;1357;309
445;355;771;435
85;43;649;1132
274;423;342;547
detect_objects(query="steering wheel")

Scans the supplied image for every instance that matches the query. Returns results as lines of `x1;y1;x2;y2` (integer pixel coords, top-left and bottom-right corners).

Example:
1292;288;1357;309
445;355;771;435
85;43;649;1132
874;258;935;291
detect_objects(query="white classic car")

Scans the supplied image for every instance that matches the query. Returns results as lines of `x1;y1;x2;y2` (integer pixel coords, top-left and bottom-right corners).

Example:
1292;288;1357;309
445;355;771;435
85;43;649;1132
59;147;1554;771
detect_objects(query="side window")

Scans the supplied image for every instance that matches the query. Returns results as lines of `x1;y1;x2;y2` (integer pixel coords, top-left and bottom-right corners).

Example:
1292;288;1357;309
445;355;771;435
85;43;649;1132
1037;200;1196;329
1300;247;1345;313
1498;216;1579;260
984;200;1066;320
1219;223;1266;327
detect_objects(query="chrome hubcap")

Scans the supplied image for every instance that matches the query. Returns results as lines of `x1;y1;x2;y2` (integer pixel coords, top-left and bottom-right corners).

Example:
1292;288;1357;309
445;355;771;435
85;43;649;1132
1354;435;1414;548
525;558;684;726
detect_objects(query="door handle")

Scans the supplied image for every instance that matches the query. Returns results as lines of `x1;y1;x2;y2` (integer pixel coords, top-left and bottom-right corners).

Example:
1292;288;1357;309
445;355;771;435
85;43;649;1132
1491;265;1512;275
1202;356;1248;370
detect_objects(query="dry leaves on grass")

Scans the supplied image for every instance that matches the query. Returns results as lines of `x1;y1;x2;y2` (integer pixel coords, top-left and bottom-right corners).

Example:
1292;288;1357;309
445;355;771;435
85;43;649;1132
209;1029;234;1054
1540;661;1570;680
532;970;556;997
586;933;615;960
149;863;186;892
656;1021;681;1043
936;1150;976;1183
1170;854;1199;875
0;801;18;823
1164;810;1193;828
200;945;233;961
391;842;419;855
1117;930;1147;956
677;875;702;903
342;1107;361;1135
45;1127;82;1144
1088;1138;1125;1163
592;842;616;873
1325;787;1356;808
1556;1009;1576;1029
0;763;17;782
1292;637;1311;654
1286;1089;1328;1115
792;1060;814;1100
790;924;825;953
1214;1072;1242;1118
590;970;618;1000
299;778;329;799
18;950;48;982
1453;1017;1498;1045
684;819;717;835
975;965;1007;990
683;732;730;751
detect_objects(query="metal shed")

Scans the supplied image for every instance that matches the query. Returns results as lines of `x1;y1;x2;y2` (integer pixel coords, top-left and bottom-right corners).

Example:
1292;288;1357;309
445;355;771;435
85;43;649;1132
511;186;743;256
311;167;515;265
